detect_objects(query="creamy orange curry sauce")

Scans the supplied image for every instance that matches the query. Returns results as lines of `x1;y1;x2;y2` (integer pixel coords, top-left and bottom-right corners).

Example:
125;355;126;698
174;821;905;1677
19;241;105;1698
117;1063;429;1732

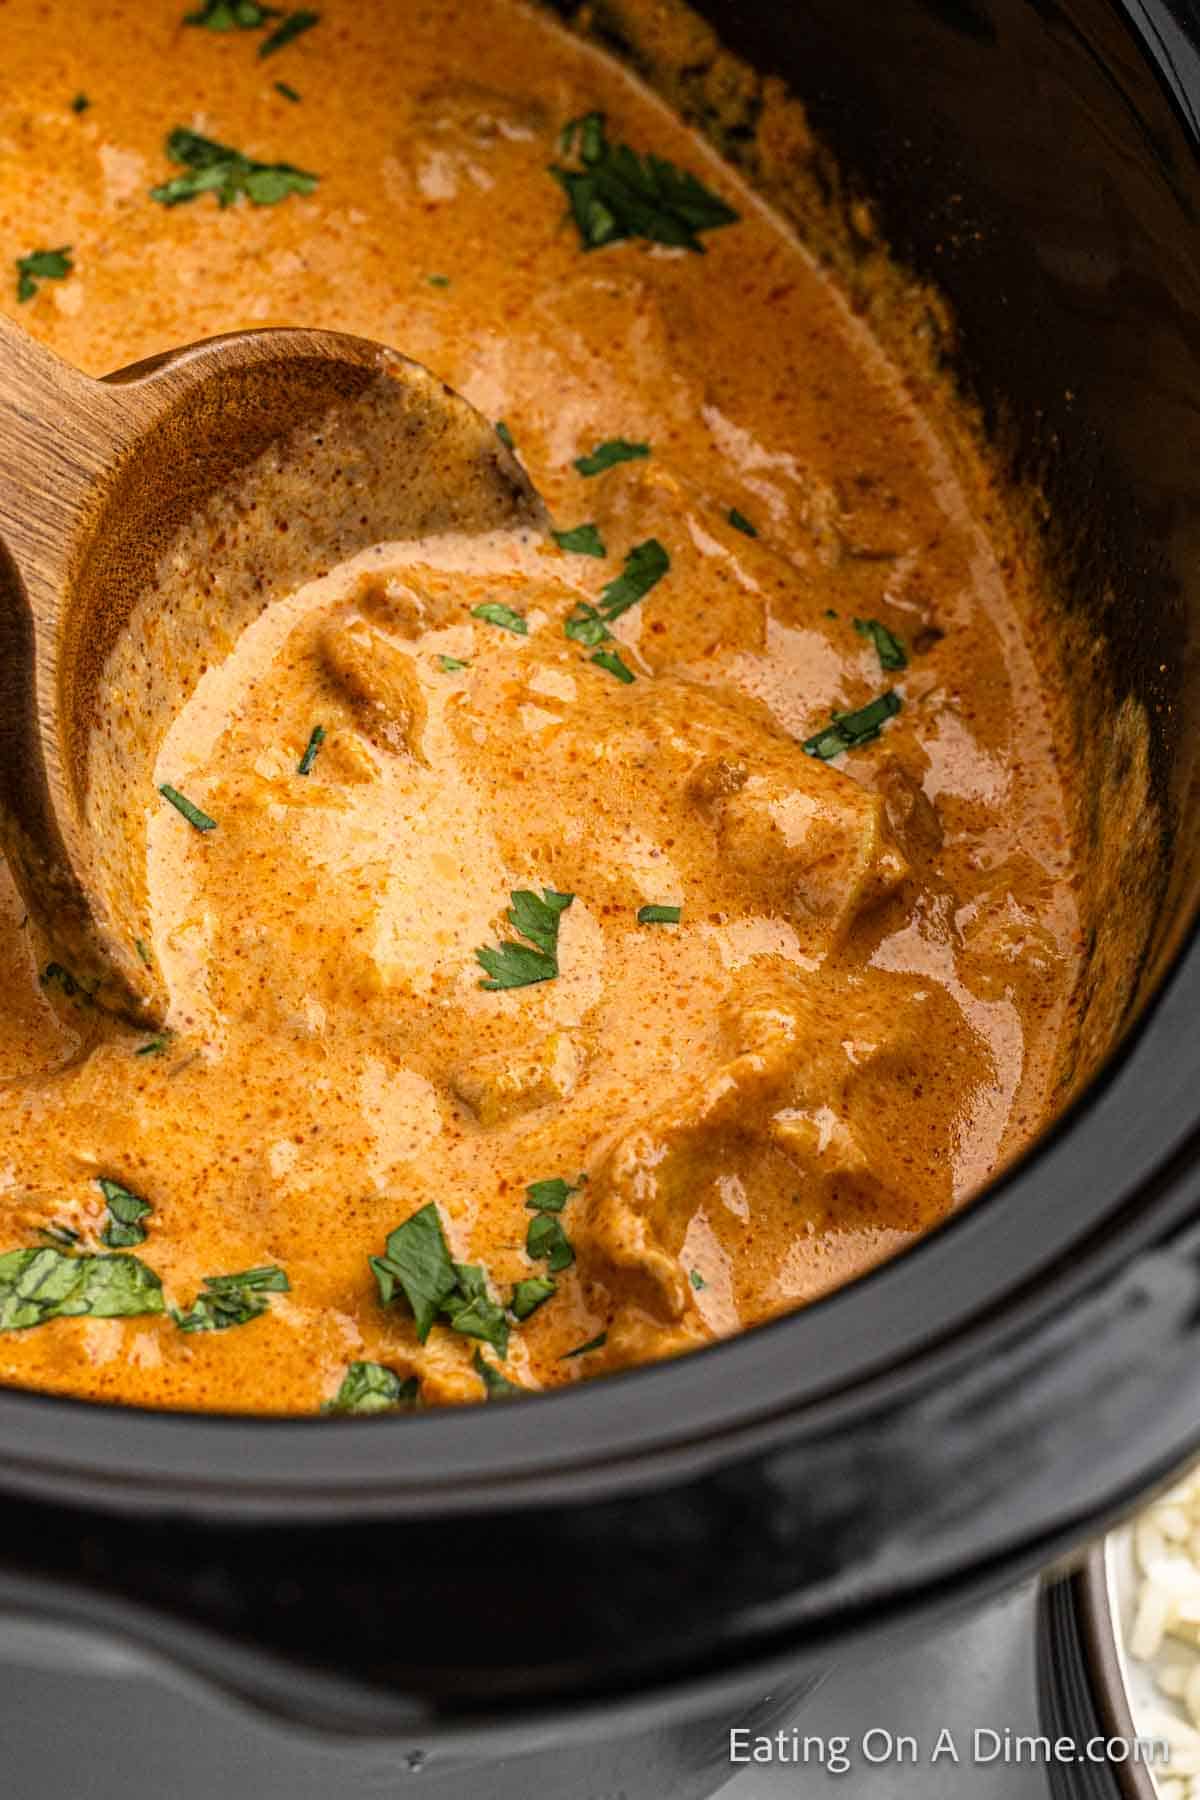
0;0;1084;1411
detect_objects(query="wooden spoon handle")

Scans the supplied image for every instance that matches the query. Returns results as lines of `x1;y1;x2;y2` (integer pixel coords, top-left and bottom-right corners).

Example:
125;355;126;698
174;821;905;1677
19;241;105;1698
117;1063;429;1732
0;313;135;586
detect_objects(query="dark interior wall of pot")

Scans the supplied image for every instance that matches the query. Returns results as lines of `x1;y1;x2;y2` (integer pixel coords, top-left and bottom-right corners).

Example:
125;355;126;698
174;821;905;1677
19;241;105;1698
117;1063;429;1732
547;0;1200;1087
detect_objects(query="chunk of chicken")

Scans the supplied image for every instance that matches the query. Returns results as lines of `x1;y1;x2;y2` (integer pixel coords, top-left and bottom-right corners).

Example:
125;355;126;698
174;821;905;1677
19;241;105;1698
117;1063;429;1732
469;675;909;944
451;1030;587;1129
576;977;813;1327
707;755;908;939
575;970;960;1369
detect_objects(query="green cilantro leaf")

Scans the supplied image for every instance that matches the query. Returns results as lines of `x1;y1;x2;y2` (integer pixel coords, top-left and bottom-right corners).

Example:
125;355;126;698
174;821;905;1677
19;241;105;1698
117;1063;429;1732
471;600;527;636
564;601;611;647
322;1362;419;1414
426;272;451;287
598;538;669;620
637;904;681;924
274;79;301;101
159;783;216;830
552;523;606;558
476;888;574;990
441;1263;510;1356
71;93;90;113
15;246;73;304
0;1247;163;1331
150;126;317;209
573;438;649;477
525;1176;584;1213
172;1265;288;1332
475;943;559;988
853;617;908;672
437;653;469;672
474;1349;525;1399
297;723;325;774
728;508;758;537
97;1178;153;1249
184;0;279;28
550;111;738;253
802;690;902;760
136;1037;171;1057
526;1212;575;1273
510;1275;556;1320
590;647;635;684
561;1331;607;1360
370;1203;458;1342
690;1268;707;1290
258;8;319;56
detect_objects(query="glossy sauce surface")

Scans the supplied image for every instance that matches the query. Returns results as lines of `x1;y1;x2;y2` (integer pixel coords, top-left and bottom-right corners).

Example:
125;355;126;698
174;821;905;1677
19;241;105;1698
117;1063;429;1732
0;0;1082;1409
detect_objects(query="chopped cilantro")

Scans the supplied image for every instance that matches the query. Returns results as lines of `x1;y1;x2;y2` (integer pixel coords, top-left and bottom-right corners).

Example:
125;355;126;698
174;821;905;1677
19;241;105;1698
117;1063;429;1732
71;93;90;113
370;1208;510;1353
323;1362;419;1414
150;126;317;208
443;1268;510;1357
690;1268;707;1291
97;1178;152;1250
134;937;151;965
184;0;279;27
510;1275;556;1320
476;888;573;990
526;1211;574;1274
274;79;302;101
802;690;902;760
159;783;216;831
637;904;681;924
474;1349;524;1399
728;508;758;537
136;1037;170;1057
525;1176;583;1213
437;653;469;672
297;723;325;775
495;420;515;451
561;1331;606;1360
853;617;908;671
598;538;669;620
258;8;319;56
370;1203;457;1342
590;646;635;684
426;272;450;287
564;601;611;647
15;246;72;304
471;600;527;636
0;1247;163;1331
574;438;649;477
551;111;738;253
552;522;606;558
172;1265;289;1332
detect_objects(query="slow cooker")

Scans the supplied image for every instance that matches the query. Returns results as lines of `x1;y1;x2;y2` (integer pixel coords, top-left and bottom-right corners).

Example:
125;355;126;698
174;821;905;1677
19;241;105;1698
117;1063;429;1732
6;1;1200;1794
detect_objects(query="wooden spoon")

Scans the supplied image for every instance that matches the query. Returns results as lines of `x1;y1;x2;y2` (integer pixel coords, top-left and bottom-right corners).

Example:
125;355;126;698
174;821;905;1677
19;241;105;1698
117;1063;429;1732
0;315;547;1024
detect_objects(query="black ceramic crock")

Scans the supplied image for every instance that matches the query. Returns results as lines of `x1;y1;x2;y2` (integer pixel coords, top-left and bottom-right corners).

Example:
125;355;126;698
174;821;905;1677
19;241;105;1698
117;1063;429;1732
7;2;1200;1794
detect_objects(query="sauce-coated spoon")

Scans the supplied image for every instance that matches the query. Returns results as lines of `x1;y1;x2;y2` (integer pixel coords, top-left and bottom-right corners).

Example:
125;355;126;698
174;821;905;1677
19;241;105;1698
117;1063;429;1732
0;314;546;1022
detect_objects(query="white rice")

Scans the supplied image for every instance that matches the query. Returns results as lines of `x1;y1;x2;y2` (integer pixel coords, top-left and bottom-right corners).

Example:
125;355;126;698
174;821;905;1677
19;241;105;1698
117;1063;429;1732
1126;1469;1200;1797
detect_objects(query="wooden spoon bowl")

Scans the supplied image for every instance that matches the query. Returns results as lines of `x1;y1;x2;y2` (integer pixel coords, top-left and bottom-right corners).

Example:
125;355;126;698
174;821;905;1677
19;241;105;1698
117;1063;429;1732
0;317;546;1022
